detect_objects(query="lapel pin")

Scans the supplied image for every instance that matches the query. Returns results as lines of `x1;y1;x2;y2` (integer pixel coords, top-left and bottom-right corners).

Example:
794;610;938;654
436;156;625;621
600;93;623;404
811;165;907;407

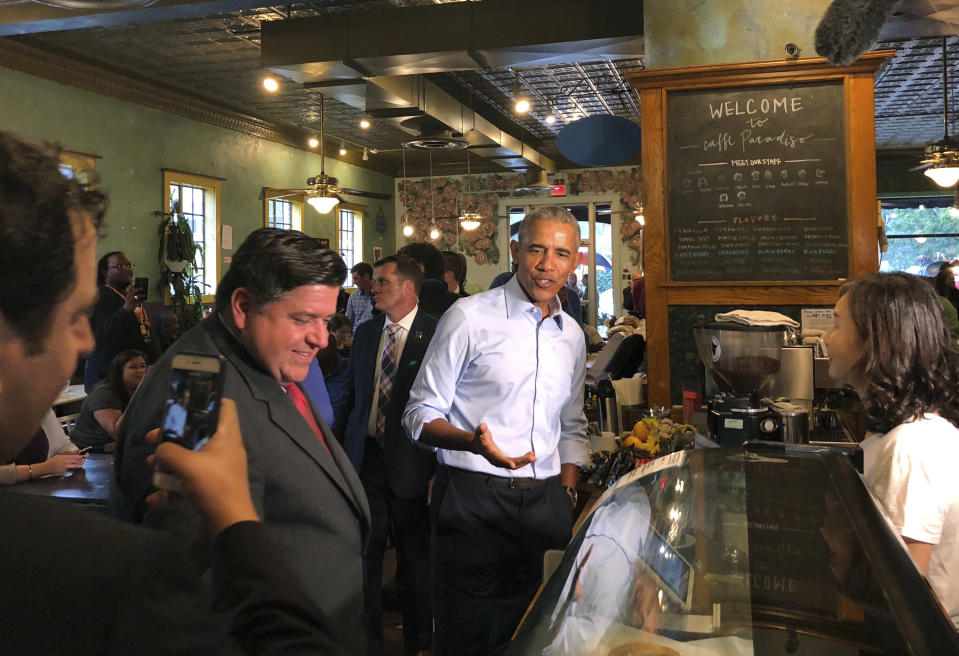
415;331;423;339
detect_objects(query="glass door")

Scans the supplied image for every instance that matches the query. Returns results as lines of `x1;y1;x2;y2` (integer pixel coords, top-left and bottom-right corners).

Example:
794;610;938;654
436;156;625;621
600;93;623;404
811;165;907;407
506;201;615;330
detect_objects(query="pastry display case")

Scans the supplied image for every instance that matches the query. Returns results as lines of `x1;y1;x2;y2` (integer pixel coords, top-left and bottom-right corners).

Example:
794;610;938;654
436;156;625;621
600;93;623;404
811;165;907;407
506;447;958;655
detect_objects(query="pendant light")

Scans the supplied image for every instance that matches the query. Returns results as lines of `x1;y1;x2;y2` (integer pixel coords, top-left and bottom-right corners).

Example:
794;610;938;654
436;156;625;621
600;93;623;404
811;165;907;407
459;149;481;231
401;147;414;237
922;37;959;188
633;201;645;226
429;152;440;241
306;94;341;214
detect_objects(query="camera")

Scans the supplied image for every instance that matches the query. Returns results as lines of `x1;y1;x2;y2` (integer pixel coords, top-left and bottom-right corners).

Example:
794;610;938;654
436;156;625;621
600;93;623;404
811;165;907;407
785;43;800;58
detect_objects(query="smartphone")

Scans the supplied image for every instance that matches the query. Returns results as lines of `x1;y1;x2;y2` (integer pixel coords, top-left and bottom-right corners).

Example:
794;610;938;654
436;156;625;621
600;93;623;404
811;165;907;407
133;276;149;301
152;353;225;492
77;446;95;455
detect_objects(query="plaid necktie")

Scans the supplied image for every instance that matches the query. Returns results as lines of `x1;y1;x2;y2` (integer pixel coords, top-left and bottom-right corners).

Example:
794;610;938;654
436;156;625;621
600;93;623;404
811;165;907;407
375;323;400;440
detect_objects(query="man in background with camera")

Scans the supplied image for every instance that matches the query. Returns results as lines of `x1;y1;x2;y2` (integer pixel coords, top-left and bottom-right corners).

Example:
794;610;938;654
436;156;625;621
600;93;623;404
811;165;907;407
113;228;371;655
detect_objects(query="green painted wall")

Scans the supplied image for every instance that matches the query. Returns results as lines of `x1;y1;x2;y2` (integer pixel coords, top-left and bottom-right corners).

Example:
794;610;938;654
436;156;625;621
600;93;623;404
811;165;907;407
0;64;395;289
645;0;831;68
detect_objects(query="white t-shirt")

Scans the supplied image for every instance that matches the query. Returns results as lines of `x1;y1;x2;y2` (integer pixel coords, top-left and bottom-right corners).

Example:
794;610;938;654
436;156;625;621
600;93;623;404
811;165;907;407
862;414;959;627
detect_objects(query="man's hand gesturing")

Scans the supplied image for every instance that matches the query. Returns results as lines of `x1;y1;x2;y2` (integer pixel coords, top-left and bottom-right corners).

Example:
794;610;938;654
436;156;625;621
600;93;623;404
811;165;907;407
470;422;536;470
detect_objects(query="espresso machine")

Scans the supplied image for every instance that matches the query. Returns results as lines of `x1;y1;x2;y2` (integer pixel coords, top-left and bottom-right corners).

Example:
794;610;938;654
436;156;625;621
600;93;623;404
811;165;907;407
694;322;801;447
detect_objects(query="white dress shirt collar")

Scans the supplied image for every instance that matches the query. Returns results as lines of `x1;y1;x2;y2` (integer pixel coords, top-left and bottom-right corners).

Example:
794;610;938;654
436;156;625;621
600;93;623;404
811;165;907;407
386;304;418;334
503;274;564;328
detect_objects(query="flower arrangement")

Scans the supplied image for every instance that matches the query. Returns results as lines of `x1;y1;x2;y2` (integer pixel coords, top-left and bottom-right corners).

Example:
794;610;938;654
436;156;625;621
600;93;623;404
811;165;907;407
582;417;696;488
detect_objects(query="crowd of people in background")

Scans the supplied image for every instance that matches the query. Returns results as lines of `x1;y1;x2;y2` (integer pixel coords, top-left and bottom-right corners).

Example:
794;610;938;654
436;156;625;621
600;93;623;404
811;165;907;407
3;126;959;656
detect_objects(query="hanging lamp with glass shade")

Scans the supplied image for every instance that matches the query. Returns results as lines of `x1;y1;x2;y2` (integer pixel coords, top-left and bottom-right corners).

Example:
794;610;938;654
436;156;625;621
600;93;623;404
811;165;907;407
921;37;959;189
428;152;441;241
459;149;481;231
633;201;645;226
401;147;414;237
306;94;342;214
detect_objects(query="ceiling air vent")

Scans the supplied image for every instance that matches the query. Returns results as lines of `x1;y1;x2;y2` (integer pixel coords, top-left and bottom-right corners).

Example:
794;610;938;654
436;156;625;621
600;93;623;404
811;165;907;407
401;116;469;151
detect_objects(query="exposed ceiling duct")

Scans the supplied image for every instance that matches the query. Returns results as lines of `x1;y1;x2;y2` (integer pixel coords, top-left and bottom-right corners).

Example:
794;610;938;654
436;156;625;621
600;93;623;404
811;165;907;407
261;0;643;172
261;0;642;83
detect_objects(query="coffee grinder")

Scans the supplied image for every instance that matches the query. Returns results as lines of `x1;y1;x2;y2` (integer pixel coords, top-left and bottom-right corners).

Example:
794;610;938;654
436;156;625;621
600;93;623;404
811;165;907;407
694;322;784;447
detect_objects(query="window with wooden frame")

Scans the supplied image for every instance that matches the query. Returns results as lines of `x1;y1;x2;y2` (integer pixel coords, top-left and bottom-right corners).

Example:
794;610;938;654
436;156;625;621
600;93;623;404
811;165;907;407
338;203;364;287
263;190;303;231
163;170;222;301
58;150;100;184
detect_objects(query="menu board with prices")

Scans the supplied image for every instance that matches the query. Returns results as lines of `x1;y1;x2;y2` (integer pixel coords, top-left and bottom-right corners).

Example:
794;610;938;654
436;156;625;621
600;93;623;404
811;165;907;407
667;81;848;282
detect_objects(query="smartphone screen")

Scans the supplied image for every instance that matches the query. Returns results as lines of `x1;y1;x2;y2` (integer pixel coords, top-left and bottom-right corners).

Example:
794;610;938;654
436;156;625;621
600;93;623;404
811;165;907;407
161;353;224;451
134;276;149;301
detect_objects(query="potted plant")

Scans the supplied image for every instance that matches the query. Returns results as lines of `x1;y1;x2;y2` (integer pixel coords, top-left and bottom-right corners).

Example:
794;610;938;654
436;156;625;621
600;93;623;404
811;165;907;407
155;200;205;327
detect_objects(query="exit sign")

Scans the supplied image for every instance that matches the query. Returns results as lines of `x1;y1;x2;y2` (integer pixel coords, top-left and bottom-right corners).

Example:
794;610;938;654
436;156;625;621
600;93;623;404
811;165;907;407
550;184;566;197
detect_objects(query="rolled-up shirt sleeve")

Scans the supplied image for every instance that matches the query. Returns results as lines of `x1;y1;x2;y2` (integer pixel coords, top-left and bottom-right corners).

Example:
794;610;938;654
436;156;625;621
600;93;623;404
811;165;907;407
558;337;589;468
403;305;470;447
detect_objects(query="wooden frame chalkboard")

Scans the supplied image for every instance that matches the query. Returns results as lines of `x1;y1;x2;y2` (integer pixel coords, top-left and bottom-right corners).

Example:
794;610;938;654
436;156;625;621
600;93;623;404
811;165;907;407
626;54;892;407
667;81;847;282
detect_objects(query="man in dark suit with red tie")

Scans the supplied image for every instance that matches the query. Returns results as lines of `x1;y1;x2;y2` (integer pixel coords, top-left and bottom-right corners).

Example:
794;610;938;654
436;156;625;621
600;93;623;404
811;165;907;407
112;229;371;655
334;254;437;656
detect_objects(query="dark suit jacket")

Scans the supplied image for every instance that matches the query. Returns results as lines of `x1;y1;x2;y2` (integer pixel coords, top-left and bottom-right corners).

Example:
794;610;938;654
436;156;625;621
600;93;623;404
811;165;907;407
418;279;460;317
110;315;371;654
0;493;342;655
333;309;437;499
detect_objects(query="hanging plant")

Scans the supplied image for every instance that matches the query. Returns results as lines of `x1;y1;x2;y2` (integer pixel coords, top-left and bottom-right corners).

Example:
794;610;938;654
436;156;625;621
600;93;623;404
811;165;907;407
154;200;205;328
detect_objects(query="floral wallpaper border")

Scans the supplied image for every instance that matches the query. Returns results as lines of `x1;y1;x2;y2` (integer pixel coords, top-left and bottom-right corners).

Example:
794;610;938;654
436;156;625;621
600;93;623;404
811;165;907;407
396;165;644;266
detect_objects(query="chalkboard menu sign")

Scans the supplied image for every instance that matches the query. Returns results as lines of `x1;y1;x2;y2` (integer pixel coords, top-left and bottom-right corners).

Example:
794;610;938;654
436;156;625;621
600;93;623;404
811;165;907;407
667;81;848;281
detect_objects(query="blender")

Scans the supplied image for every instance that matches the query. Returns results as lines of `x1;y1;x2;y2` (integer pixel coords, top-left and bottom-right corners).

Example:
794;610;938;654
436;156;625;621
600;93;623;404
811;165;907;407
694;322;785;447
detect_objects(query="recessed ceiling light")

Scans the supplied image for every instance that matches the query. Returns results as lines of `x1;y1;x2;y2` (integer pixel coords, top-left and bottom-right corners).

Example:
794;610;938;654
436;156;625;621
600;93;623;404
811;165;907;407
359;114;372;130
339;141;347;156
262;77;279;92
308;137;319;149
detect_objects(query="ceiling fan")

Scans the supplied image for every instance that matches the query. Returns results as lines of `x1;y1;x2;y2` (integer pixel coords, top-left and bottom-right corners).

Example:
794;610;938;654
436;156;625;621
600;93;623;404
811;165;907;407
430;148;510;228
915;37;959;188
265;94;392;212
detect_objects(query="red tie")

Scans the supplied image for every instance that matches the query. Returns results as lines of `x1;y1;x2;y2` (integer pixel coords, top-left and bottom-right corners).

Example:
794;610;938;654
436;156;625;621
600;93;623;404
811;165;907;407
284;383;331;455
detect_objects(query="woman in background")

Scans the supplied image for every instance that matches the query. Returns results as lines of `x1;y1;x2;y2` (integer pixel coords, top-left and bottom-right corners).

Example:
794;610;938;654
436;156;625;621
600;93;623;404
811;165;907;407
825;272;959;628
70;349;148;451
329;313;353;359
0;409;85;484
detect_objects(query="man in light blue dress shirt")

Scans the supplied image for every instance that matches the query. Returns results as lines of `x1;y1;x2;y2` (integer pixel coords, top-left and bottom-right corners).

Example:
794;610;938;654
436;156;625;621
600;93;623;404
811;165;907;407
404;206;588;656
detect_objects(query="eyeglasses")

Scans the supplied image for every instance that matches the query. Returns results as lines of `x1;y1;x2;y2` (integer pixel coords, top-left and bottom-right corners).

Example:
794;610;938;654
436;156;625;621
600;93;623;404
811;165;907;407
108;263;133;271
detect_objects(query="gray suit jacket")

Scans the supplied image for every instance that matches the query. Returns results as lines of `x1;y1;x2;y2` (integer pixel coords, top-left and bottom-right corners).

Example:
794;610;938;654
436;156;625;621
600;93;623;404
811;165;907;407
110;315;371;654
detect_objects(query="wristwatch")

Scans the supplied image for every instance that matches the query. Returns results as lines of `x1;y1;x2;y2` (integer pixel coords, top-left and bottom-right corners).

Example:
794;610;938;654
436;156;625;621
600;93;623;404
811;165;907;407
563;485;578;507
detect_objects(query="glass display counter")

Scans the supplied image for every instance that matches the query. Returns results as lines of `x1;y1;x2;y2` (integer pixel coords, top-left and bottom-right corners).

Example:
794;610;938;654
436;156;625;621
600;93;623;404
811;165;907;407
507;448;958;655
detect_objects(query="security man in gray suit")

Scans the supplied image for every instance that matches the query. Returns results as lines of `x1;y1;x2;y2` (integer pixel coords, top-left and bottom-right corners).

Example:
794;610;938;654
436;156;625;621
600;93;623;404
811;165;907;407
111;228;371;654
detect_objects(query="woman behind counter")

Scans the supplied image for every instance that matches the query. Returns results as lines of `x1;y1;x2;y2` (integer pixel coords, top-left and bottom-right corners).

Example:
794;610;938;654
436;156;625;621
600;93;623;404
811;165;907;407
825;272;959;628
70;349;148;451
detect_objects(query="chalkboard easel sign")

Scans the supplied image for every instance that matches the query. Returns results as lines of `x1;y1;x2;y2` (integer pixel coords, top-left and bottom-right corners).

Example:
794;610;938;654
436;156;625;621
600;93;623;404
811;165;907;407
668;81;848;282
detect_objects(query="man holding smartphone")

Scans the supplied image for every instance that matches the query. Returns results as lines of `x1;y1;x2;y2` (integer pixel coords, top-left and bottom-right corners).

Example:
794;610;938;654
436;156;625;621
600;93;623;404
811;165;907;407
0;131;339;654
113;228;371;655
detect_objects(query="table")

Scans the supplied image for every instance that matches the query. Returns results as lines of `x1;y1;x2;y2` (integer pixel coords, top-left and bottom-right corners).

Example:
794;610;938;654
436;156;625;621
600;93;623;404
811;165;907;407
53;384;87;408
7;453;112;506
